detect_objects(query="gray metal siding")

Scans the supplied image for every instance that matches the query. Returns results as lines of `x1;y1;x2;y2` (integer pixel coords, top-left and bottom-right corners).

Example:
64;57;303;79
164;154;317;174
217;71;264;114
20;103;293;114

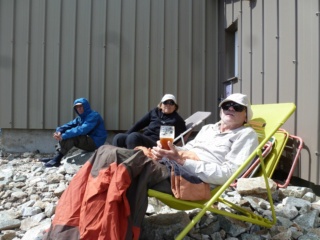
0;0;218;131
0;1;14;129
222;0;320;184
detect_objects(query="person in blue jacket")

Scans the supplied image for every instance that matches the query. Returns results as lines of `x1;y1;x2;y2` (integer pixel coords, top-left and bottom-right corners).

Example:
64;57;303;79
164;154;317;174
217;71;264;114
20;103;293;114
112;94;186;149
40;98;108;167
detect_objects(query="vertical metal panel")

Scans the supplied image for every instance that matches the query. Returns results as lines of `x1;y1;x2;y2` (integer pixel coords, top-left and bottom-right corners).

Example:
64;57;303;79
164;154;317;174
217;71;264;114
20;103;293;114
239;1;251;96
263;0;278;103
149;0;165;110
225;0;233;28
205;0;219;122
164;0;179;96
191;0;206;111
177;0;193;115
233;0;241;23
59;0;77;124
250;0;263;103
0;1;14;128
296;0;319;183
119;0;136;128
29;0;46;129
74;0;91;99
44;0;61;128
13;0;30;128
218;1;227;96
105;0;122;129
225;0;241;28
134;0;151;120
278;0;296;109
90;0;107;115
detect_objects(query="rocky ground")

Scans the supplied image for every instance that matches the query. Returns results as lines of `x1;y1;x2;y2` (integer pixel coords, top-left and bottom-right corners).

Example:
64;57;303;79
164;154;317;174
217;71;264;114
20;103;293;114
1;149;320;240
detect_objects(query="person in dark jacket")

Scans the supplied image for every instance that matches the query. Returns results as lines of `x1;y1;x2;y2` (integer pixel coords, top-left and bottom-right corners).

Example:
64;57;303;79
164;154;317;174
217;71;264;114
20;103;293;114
112;94;186;149
40;98;108;167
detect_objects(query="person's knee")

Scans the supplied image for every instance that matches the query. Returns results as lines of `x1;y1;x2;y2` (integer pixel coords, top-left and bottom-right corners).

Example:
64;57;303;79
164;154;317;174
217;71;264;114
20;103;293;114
112;134;120;145
126;132;143;148
112;133;127;147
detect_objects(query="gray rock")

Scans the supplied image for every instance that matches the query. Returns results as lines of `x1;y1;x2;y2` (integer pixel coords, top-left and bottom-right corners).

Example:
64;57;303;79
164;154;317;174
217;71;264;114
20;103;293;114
240;233;261;240
0;230;16;240
294;210;319;229
217;215;250;237
280;186;312;198
276;216;293;228
21;207;42;218
237;177;277;198
140;211;190;240
20;218;51;240
0;153;320;239
44;204;55;218
275;204;298;219
302;192;317;202
0;219;21;231
283;196;311;209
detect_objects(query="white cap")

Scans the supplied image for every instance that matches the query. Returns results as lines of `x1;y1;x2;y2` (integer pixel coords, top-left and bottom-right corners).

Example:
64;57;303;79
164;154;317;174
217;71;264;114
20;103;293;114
161;94;177;104
219;93;253;121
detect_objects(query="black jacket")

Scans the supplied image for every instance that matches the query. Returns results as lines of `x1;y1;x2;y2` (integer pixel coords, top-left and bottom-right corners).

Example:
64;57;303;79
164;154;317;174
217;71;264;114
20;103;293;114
126;107;186;142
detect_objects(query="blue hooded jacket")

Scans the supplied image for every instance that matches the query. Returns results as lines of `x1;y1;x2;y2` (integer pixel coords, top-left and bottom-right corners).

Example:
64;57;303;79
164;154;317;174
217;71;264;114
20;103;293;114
56;98;107;148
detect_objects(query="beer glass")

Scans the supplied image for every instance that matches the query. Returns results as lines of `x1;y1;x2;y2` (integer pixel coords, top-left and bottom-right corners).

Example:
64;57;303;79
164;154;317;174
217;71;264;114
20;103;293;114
159;126;175;150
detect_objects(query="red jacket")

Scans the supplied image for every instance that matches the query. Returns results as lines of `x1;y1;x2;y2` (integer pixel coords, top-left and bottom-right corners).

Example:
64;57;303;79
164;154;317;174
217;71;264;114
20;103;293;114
43;145;169;240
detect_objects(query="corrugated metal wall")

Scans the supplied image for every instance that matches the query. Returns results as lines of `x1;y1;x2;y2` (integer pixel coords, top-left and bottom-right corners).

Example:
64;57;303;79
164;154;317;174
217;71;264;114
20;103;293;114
0;0;218;131
220;0;320;184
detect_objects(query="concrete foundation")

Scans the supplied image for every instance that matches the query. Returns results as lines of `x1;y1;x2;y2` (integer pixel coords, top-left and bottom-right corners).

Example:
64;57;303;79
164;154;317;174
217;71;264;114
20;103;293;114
0;129;117;154
0;129;197;154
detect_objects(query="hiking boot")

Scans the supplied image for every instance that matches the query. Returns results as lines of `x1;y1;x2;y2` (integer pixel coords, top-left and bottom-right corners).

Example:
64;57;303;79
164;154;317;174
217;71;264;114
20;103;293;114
44;152;63;168
44;159;61;168
39;157;52;163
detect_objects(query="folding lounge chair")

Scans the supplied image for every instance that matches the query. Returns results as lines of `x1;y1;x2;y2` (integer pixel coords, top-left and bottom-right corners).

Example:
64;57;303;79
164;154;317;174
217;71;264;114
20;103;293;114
247;129;290;181
148;103;296;240
230;135;276;188
173;111;211;146
276;132;303;188
261;129;303;188
232;128;303;189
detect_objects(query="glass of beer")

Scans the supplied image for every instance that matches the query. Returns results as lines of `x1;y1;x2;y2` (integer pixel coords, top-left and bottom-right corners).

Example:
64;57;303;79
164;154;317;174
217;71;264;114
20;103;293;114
160;126;175;150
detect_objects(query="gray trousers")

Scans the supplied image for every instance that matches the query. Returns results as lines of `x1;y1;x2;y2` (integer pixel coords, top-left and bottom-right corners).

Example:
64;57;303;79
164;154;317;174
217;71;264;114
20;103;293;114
56;135;97;155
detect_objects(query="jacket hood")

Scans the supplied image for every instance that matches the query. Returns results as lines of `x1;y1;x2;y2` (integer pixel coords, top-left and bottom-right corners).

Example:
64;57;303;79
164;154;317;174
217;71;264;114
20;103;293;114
73;98;91;117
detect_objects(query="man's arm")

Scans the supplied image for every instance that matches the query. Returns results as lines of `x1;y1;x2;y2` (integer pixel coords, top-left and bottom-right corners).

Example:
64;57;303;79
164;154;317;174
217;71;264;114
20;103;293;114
183;128;258;185
152;127;258;185
61;112;100;140
152;141;200;165
56;118;78;133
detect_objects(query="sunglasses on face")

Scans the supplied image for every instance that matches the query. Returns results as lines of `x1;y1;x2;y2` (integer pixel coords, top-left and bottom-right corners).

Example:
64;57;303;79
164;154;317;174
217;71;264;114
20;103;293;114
163;100;175;106
221;102;246;112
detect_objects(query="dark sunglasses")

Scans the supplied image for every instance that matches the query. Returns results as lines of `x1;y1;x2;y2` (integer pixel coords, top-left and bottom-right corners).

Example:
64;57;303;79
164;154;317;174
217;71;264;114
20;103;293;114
163;100;175;106
221;101;245;112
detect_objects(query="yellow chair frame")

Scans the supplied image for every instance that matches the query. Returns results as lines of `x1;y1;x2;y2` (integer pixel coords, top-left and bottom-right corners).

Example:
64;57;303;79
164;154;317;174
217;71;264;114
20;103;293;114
148;103;296;239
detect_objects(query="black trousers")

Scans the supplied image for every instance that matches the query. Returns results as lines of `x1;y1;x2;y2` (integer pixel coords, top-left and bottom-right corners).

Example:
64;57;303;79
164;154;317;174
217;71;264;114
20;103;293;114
112;132;156;149
56;135;97;155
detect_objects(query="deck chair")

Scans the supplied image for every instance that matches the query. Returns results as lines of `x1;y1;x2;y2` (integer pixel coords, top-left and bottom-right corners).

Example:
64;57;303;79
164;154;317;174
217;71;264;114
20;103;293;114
231;128;303;188
247;129;290;179
230;135;276;188
265;130;304;188
173;111;211;146
148;103;296;240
